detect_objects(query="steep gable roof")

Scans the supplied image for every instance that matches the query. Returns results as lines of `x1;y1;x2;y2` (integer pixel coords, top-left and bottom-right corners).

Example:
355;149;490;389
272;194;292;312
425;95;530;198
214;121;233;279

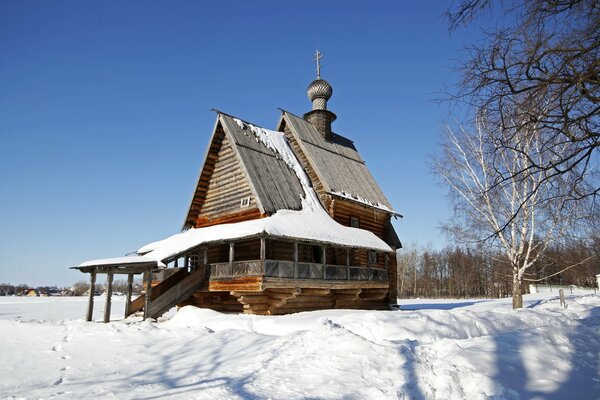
184;112;304;229
278;111;395;213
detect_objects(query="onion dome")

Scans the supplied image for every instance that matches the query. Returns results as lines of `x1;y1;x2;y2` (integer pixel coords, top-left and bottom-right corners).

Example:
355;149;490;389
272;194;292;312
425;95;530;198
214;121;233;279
307;78;333;110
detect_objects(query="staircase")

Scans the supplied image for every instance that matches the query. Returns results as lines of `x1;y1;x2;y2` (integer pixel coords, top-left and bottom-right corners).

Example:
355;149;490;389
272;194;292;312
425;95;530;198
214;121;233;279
127;266;208;319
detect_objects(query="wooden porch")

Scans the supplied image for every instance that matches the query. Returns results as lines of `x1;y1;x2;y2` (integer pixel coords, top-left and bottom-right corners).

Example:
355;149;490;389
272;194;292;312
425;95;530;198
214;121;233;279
75;235;392;320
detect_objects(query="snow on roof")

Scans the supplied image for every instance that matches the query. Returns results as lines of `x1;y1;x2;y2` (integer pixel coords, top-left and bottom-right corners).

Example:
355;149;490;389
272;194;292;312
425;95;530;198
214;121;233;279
78;118;392;268
330;190;394;214
78;256;160;268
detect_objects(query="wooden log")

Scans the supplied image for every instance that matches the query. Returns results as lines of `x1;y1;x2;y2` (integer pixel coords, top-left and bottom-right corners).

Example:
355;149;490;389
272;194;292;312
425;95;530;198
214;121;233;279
230;290;265;297
124;273;133;319
280;301;334;308
144;269;152;320
332;294;361;301
237;295;270;305
300;288;331;295
243;303;271;313
210;276;263;292
286;295;332;303
104;272;114;323
264;290;300;299
86;271;96;322
359;292;388;300
331;289;362;295
264;287;302;295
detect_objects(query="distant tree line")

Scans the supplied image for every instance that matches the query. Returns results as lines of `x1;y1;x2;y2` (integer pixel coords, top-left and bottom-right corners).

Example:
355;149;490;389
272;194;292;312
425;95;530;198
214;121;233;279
397;236;600;299
0;280;143;296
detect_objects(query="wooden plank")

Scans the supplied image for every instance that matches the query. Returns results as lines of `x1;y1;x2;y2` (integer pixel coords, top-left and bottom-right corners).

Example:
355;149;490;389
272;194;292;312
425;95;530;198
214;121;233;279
263;277;388;290
148;267;208;318
209;276;263;292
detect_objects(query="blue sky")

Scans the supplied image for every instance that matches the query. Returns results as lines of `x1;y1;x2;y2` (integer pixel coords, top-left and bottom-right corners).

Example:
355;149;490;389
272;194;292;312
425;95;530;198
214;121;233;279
0;1;482;286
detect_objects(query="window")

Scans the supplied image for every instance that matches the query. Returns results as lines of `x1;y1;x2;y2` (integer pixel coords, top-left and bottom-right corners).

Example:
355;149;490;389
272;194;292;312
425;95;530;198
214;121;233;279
350;216;360;228
368;251;377;266
240;196;251;208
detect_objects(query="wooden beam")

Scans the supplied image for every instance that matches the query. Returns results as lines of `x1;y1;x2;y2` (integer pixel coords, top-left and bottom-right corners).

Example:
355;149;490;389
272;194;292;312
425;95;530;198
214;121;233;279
124;273;133;319
322;245;326;279
86;270;96;322
104;272;114;323
293;242;298;279
229;243;235;268
144;269;152;320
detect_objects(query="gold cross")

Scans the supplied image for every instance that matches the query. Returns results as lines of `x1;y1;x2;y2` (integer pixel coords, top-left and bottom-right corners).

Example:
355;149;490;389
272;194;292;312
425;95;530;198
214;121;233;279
313;50;323;79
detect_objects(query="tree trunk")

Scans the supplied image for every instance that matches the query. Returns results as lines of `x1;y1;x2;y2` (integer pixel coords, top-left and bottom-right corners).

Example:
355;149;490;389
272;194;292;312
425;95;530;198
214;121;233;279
512;269;523;309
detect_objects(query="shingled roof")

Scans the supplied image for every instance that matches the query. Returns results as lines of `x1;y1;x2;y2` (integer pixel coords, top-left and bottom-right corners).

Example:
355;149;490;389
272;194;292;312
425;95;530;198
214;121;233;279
278;111;395;213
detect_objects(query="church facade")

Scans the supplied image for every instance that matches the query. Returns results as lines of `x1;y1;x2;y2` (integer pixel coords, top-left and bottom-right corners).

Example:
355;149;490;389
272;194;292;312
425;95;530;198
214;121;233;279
76;58;401;318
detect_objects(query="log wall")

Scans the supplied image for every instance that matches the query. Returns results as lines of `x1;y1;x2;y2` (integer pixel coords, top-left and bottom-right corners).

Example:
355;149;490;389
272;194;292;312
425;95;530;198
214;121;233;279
195;129;261;228
331;198;389;239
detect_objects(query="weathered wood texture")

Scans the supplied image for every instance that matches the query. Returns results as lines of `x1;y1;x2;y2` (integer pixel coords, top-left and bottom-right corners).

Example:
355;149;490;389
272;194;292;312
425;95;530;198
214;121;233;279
387;253;398;302
209;276;263;292
265;239;294;261
331;198;389;240
234;239;261;261
281;122;329;206
224;287;389;315
180;290;244;312
147;267;208;319
196;129;259;226
280;112;394;212
127;268;195;317
220;115;304;214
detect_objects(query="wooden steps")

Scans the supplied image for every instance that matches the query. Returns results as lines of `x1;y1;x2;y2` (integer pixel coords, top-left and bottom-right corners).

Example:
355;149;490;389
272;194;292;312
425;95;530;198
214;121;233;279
126;267;208;319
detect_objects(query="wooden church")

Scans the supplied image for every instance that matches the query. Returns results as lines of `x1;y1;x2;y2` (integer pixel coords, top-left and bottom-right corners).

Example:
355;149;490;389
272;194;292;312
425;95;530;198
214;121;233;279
75;54;401;320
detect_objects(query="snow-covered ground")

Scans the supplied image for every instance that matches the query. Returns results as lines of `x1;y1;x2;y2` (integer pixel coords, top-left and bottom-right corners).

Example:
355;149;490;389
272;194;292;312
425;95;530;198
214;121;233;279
1;293;598;399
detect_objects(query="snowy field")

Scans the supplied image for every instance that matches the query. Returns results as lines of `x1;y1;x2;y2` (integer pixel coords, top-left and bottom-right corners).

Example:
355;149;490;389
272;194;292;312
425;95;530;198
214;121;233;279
1;293;599;400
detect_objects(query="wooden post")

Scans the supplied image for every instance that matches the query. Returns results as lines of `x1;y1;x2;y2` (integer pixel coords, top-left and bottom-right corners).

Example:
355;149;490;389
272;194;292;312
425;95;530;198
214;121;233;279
124;273;133;319
322;245;326;279
368;251;373;281
104;271;114;323
229;242;235;275
144;269;152;320
559;289;566;308
86;270;96;322
293;241;298;278
203;246;210;280
346;248;350;280
260;237;266;261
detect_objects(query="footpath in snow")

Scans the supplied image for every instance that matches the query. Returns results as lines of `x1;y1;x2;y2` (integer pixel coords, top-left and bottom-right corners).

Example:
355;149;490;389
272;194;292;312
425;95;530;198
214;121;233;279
0;293;599;399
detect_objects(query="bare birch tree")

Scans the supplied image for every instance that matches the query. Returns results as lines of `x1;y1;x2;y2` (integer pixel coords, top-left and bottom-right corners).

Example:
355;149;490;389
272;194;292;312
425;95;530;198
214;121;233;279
434;117;593;308
445;0;599;228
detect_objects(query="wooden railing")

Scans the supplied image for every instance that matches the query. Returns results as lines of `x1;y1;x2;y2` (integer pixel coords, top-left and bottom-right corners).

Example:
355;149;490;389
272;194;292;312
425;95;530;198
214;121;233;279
210;260;387;282
126;267;191;318
147;266;208;319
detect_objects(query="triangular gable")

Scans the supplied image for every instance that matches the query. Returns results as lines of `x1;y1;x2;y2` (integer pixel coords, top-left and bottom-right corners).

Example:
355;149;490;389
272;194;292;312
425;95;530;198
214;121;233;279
183;116;263;229
184;112;304;230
